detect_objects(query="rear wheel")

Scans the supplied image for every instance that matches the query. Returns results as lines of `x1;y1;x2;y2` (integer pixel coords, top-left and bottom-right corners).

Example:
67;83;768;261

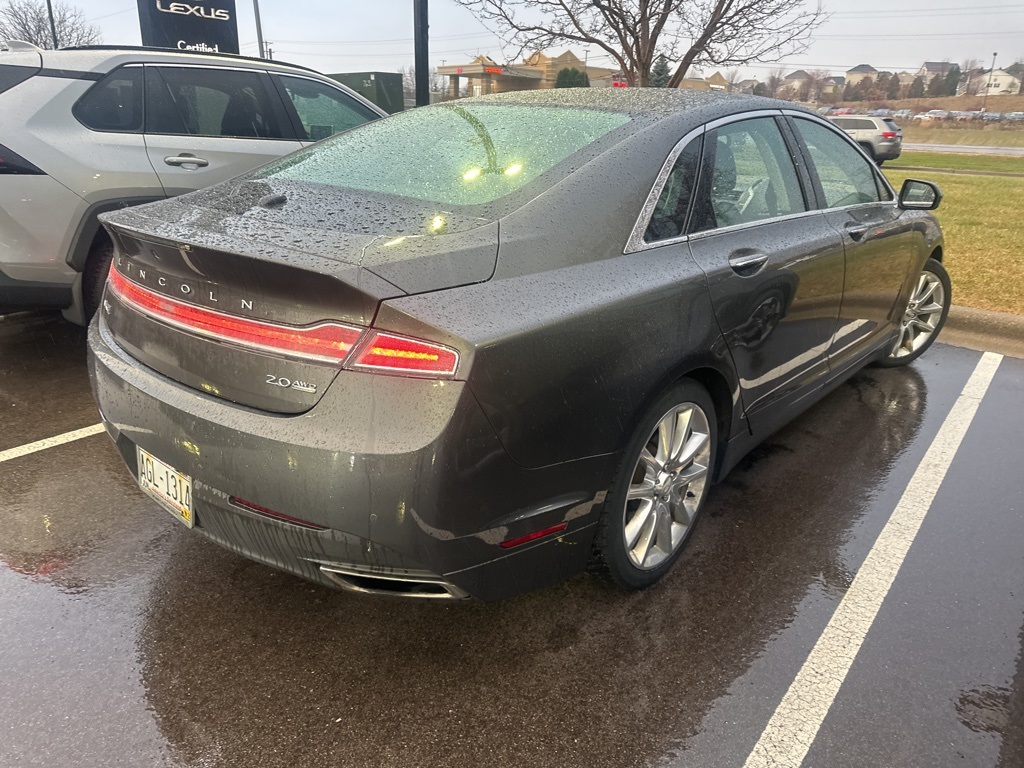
82;237;114;320
859;142;876;161
591;380;716;590
876;258;950;367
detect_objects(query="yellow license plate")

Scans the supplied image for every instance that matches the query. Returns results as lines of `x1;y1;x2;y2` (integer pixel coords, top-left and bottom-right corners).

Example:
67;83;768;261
137;446;193;528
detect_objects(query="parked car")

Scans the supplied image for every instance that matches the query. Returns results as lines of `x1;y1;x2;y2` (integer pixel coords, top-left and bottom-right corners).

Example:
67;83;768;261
88;90;948;601
1004;111;1024;121
894;109;913;119
829;115;902;163
0;42;385;322
982;112;1003;121
921;109;951;121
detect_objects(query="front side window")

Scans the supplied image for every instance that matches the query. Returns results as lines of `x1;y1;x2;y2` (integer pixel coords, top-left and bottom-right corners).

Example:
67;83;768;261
690;117;806;233
277;75;379;141
74;67;143;133
645;137;702;242
146;67;287;139
793;118;889;207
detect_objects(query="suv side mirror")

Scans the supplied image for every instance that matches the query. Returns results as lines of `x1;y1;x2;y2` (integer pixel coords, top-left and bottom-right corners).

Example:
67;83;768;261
898;179;942;210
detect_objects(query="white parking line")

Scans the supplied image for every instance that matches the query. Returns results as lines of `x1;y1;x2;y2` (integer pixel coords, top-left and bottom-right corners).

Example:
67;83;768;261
0;423;106;464
743;351;1004;768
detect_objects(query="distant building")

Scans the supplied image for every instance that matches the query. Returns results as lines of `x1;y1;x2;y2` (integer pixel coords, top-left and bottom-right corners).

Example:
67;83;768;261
916;61;955;80
978;68;1022;96
896;72;917;87
845;64;878;86
705;71;730;91
820;76;845;95
436;51;617;97
734;79;759;94
783;69;811;94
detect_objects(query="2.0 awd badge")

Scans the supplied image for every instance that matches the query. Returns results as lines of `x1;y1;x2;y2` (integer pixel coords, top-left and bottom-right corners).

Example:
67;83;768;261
266;374;317;394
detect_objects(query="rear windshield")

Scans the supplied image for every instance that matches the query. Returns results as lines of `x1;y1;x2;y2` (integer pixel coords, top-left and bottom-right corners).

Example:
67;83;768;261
883;119;900;132
257;103;633;207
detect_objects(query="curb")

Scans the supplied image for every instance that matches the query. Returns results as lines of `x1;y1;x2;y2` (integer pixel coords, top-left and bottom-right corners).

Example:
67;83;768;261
944;304;1024;359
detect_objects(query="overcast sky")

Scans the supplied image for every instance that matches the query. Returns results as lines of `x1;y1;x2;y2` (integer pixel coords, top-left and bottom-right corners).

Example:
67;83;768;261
84;0;1024;78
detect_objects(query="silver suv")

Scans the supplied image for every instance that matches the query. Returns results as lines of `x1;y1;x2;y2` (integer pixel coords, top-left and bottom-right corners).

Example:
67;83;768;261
0;43;385;323
829;115;902;165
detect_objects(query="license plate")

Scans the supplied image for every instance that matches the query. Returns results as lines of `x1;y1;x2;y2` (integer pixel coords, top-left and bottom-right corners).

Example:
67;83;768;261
137;446;193;528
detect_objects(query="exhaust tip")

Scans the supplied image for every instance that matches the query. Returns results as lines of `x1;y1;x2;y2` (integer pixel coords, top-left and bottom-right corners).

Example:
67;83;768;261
317;563;468;600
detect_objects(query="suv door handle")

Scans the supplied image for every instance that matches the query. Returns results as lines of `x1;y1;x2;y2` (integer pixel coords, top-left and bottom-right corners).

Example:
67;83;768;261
728;251;769;275
164;155;209;168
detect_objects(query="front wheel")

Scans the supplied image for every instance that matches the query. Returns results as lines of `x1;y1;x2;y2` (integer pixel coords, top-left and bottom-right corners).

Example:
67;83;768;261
875;257;951;367
591;380;716;591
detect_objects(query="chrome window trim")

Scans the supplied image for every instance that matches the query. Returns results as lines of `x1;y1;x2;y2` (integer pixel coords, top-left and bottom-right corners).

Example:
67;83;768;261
686;208;828;243
624;124;705;254
782;110;898;202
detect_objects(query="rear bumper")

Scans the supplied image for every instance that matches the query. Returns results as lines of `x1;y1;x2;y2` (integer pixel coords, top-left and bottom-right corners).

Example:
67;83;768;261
88;316;615;601
875;141;902;160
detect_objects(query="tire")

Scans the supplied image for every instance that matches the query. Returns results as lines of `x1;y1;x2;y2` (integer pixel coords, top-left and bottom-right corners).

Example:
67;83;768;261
591;380;717;591
875;257;951;368
82;237;114;321
859;142;876;161
876;159;885;167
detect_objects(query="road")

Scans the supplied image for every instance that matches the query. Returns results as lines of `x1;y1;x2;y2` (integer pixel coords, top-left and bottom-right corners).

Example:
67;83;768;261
1;312;1021;768
903;142;1024;156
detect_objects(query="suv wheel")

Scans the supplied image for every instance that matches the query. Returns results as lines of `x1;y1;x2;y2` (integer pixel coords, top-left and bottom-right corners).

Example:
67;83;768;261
83;237;114;320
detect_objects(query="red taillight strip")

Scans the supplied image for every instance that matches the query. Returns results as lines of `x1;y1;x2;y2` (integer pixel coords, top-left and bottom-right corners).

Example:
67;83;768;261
349;331;460;378
499;523;568;549
107;268;362;364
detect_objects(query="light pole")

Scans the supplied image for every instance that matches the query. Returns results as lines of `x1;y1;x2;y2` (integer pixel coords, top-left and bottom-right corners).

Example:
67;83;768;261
253;0;266;59
44;0;58;49
413;0;429;107
982;51;997;113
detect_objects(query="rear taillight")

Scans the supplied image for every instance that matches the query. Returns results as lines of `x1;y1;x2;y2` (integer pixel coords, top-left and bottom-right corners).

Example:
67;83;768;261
0;143;44;175
107;268;361;364
349;332;459;377
881;131;898;139
107;269;460;378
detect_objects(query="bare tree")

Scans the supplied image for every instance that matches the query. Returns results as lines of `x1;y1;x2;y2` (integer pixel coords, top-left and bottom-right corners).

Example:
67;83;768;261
960;58;982;96
723;67;742;91
804;68;832;102
0;0;99;49
400;65;444;100
764;67;786;97
452;0;825;87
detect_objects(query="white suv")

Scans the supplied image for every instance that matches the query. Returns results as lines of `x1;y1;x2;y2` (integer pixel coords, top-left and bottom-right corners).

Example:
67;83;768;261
0;43;385;323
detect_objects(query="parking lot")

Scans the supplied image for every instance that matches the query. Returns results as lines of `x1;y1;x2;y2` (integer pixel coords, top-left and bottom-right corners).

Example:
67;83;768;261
1;311;1021;768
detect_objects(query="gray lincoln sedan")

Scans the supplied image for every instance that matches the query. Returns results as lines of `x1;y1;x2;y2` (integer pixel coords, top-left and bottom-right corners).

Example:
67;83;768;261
88;89;949;600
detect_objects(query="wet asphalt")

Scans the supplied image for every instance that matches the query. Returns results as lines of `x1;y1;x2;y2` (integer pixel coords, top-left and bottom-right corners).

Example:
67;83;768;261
1;312;1021;768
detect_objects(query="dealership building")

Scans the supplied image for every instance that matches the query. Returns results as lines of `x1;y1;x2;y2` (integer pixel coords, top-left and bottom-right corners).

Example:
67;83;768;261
438;51;619;97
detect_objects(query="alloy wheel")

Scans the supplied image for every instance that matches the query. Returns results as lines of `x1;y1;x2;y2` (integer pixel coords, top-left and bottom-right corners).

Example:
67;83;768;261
891;270;946;358
623;403;711;570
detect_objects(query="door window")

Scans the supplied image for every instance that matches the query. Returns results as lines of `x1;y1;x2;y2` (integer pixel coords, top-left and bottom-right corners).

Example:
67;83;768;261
792;118;890;207
74;67;143;133
146;67;287;139
277;75;379;141
690;117;806;233
645;136;702;242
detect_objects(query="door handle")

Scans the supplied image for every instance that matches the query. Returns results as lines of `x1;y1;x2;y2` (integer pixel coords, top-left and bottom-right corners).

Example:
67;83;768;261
728;252;769;276
164;155;209;168
845;223;872;242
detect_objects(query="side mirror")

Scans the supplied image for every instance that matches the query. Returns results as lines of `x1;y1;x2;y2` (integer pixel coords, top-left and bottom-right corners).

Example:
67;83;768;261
898;179;942;210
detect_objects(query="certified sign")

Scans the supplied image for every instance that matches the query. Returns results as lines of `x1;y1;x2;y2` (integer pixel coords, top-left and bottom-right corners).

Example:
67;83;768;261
137;0;240;55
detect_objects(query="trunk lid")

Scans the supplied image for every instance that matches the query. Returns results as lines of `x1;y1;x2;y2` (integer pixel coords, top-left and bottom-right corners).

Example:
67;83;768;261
100;179;498;414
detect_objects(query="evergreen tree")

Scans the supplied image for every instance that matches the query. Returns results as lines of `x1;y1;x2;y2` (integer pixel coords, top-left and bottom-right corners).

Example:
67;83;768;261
927;74;945;97
650;55;671;87
886;74;900;100
944;64;961;96
753;82;768;96
908;76;925;98
555;67;590;87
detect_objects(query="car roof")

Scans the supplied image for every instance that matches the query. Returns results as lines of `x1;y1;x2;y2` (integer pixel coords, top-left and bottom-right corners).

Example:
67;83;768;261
450;87;813;121
36;45;324;77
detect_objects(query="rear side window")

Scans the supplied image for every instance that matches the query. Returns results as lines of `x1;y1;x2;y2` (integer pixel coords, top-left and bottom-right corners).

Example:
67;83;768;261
645;137;702;242
277;75;378;141
146;66;288;139
690;117;807;233
792;119;889;207
74;67;144;133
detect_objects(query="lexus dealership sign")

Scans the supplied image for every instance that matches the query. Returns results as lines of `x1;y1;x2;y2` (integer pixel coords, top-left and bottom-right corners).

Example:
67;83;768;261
137;0;240;54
